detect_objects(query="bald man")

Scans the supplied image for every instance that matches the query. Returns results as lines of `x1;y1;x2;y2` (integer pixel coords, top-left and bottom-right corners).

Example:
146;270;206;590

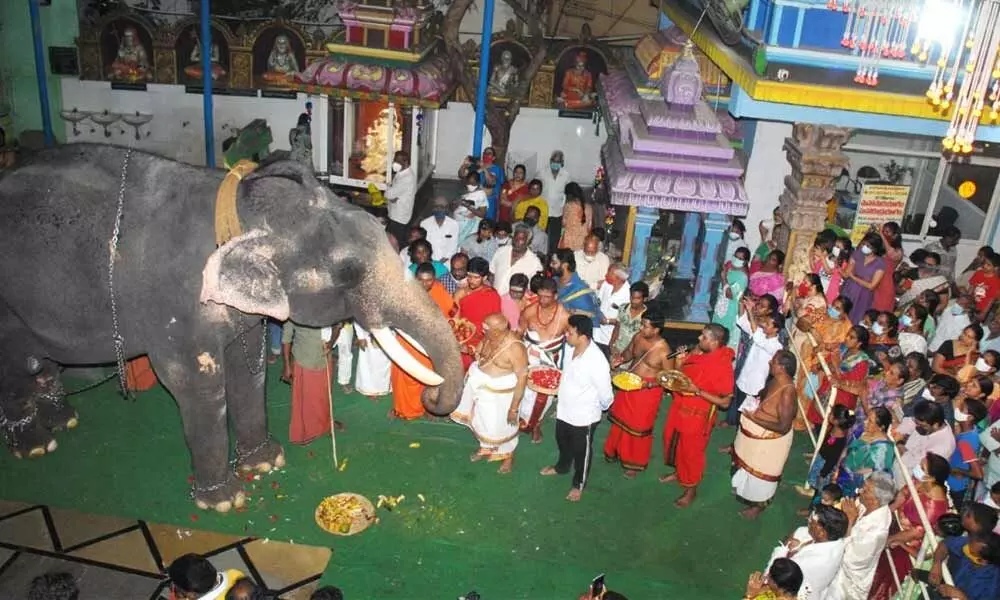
451;313;529;474
574;234;611;290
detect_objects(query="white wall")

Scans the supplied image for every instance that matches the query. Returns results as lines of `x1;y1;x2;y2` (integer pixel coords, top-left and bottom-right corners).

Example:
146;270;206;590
459;2;516;42
436;102;607;183
742;120;793;252
59;78;306;167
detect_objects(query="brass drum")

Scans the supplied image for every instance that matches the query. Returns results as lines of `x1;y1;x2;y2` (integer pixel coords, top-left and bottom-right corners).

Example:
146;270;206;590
658;369;695;394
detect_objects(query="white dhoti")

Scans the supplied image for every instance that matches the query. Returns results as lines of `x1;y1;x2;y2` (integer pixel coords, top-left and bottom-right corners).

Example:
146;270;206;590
731;414;794;503
452;363;519;460
353;324;391;396
517;332;564;427
335;323;354;386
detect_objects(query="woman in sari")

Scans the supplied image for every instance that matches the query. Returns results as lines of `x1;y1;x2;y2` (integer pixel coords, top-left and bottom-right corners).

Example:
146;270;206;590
806;325;871;428
794;296;854;429
825;237;854;305
902;352;932;406
558;182;592;250
841;232;887;324
786;273;826;321
932;323;983;378
749;249;786;304
872;222;903;312
868;452;952;600
851;361;906;439
712;246;750;349
499;164;531;224
835;406;895;497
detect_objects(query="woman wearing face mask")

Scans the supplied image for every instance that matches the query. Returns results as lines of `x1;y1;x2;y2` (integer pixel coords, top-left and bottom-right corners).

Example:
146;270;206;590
795;296;854;411
869;452;951;600
898;304;929;356
824;238;853;305
749;249;786;304
456;171;489;241
947;396;988;510
840;231;887;324
712;246;751;350
958;348;999;386
724;219;747;264
872;222;904;312
499;164;530;223
933;323;984;378
557;182;592;251
869;312;901;374
787;273;826;321
806;325;871;428
836;406;895;497
854;360;907;439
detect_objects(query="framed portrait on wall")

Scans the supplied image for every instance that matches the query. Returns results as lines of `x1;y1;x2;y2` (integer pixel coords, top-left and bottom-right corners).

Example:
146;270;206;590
176;24;231;86
252;26;306;88
101;19;154;85
553;46;608;118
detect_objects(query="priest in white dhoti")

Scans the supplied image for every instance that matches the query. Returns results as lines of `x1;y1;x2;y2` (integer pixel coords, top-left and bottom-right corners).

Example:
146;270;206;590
353;323;391;397
731;350;797;520
826;473;894;600
334;321;354;393
452;313;528;474
768;504;849;600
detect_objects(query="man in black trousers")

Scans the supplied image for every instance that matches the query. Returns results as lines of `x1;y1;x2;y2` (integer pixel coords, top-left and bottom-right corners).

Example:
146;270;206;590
540;315;614;501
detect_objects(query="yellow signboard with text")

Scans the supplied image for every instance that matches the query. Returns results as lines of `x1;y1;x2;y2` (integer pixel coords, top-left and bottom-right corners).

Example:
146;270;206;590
850;184;910;245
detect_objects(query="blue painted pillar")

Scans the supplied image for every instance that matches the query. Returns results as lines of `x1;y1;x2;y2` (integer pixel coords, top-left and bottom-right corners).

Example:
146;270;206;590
471;0;494;156
28;0;54;147
675;212;702;279
767;5;784;46
687;213;729;322
628;207;660;283
748;0;762;31
201;0;216;167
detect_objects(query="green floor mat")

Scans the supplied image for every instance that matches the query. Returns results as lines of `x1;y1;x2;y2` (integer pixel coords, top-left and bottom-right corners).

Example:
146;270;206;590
0;364;812;598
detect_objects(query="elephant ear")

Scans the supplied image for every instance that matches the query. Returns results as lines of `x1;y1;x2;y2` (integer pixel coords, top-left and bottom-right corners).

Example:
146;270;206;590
200;229;290;321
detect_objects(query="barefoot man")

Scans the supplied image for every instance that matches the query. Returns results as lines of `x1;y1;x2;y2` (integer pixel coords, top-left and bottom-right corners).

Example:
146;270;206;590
452;313;529;473
659;323;735;508
605;311;674;478
518;277;571;443
731;350;797;519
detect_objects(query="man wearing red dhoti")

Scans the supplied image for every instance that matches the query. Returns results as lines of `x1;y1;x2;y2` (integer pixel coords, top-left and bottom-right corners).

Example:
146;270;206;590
605;314;674;477
390;262;458;420
659;323;735;508
454;257;502;371
281;322;343;445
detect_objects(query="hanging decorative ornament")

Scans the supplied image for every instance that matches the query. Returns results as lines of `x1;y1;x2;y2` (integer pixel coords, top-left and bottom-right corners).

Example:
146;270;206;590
832;0;918;87
911;0;1000;153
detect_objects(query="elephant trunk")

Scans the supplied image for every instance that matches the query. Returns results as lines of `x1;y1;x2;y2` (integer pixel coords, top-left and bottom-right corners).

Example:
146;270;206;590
358;250;464;416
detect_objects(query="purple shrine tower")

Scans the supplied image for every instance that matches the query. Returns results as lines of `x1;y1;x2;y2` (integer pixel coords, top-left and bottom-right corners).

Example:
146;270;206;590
599;41;749;321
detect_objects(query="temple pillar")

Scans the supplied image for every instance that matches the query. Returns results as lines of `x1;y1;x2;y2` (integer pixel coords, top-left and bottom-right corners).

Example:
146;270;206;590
313;94;329;176
629;207;661;284
687;213;728;322
675;212;702;280
777;123;852;286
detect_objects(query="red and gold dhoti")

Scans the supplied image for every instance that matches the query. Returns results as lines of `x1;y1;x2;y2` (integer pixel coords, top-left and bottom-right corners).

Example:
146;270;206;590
289;362;331;445
603;379;662;471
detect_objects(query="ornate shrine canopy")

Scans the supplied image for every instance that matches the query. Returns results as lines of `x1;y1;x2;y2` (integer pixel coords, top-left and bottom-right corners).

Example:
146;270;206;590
290;54;452;108
598;43;749;217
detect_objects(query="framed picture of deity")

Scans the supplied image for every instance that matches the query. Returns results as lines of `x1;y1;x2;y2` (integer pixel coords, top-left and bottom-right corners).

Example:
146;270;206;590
552;46;608;118
174;23;232;86
251;26;306;89
100;18;155;86
486;40;531;100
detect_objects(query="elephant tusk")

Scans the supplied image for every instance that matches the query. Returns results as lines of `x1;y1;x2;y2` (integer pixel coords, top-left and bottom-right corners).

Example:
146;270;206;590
393;328;429;357
371;327;444;386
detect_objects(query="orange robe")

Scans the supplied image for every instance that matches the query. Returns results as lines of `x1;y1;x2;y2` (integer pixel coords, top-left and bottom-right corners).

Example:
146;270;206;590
390;282;456;419
662;347;735;487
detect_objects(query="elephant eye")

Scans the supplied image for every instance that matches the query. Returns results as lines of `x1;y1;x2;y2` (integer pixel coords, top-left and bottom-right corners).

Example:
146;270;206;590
333;261;364;289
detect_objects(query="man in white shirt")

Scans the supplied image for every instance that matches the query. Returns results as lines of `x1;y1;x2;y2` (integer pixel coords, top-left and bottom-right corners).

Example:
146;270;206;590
539;150;571;254
929;295;973;352
827;473;895;600
593;262;630;355
491;224;544;296
540;314;613;501
725;301;784;428
896;399;956;472
768;504;849;599
574;234;611;290
419;197;460;262
384;151;415;247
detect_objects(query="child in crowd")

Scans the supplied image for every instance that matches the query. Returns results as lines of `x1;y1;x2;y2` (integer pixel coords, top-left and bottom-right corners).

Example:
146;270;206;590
796;405;852;514
168;553;244;600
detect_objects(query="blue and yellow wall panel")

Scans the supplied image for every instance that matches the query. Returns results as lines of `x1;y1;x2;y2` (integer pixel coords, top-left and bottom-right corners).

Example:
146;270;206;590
661;0;1000;142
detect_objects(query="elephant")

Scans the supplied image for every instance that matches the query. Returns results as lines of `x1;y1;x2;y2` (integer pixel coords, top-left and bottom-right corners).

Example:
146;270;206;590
0;143;463;511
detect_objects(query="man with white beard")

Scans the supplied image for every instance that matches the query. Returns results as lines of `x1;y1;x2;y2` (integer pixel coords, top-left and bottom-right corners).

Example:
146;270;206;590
574;234;611;290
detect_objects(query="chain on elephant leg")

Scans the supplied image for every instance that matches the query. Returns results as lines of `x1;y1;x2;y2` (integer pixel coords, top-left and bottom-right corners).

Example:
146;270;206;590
34;367;79;432
190;474;247;513
234;435;285;474
0;398;57;458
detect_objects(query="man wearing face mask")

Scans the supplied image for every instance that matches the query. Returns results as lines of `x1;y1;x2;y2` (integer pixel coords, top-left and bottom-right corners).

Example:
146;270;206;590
419;197;460;262
574;234;611;291
947;397;988;510
384;151;415;247
929;294;974;353
540;150;571;254
515;205;549;256
895;399;956;473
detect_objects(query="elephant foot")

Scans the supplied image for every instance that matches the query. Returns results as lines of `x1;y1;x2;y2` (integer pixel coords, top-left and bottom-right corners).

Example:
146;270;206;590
193;477;247;513
7;422;58;459
235;437;286;474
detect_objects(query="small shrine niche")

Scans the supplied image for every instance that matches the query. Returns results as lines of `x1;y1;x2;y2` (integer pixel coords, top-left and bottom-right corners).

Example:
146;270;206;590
336;0;435;53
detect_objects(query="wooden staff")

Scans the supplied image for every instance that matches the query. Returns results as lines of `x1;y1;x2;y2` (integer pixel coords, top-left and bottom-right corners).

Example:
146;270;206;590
325;353;339;470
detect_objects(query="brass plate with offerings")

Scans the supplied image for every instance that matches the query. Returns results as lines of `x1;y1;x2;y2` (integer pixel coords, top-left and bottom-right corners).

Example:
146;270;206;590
314;493;376;536
658;369;695;394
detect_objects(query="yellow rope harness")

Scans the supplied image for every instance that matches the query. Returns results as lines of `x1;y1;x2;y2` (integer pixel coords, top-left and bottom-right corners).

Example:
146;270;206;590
214;159;257;246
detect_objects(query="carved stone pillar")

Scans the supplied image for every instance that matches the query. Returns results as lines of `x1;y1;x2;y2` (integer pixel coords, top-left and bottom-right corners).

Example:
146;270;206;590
777;123;851;286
